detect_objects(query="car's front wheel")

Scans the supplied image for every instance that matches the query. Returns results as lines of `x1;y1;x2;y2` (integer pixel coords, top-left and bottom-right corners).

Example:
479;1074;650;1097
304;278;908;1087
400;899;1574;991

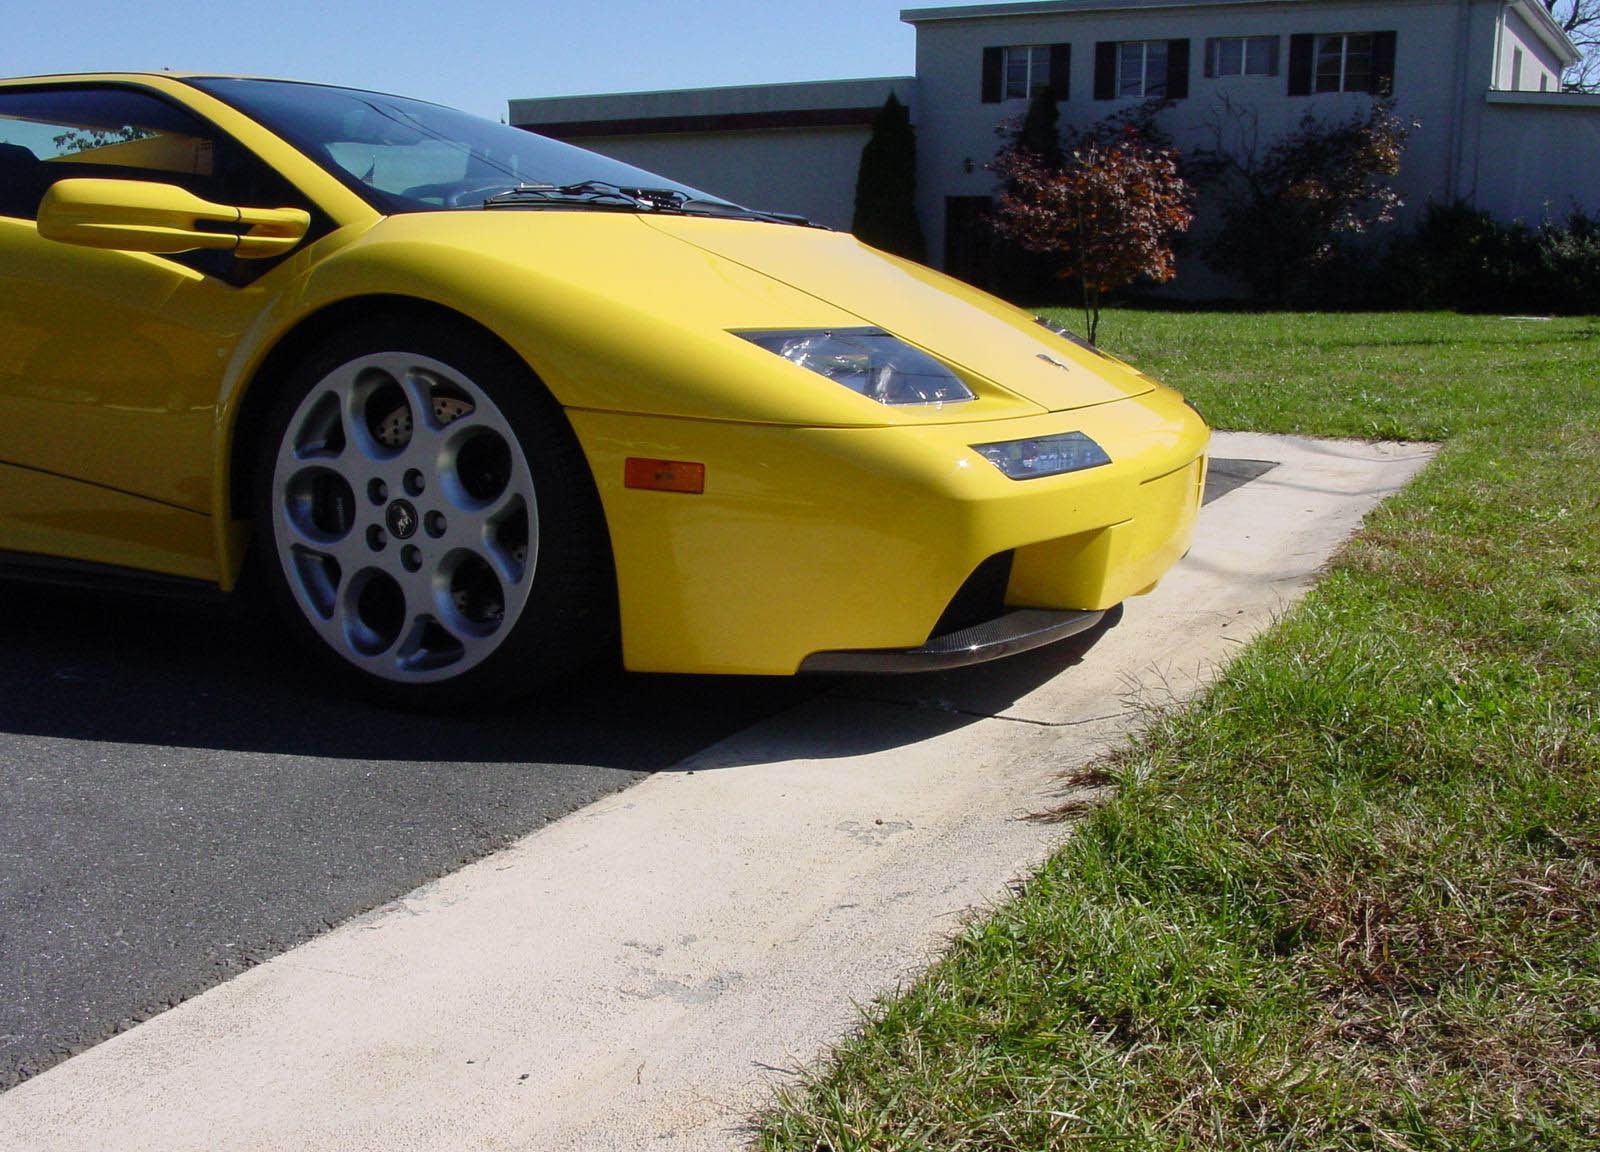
252;316;616;707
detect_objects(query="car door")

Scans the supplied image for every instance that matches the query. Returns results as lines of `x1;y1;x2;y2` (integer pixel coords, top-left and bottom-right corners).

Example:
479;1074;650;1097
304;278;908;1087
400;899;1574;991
0;82;318;580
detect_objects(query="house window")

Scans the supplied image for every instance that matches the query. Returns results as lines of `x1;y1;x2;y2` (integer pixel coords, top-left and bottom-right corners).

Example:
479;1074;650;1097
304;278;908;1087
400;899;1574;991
1094;40;1190;100
1287;32;1396;96
1206;36;1279;77
1512;47;1524;89
1315;33;1374;92
982;44;1071;103
1004;45;1051;99
1118;41;1170;98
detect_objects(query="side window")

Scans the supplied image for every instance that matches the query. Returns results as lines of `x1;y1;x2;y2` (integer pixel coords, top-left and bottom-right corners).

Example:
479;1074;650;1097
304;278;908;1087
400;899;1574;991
1204;36;1280;79
1287;32;1397;96
0;85;314;279
1093;39;1191;101
981;45;1070;104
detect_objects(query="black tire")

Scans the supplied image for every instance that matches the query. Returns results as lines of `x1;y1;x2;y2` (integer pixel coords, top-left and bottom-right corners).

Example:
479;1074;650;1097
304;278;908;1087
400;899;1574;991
250;312;617;709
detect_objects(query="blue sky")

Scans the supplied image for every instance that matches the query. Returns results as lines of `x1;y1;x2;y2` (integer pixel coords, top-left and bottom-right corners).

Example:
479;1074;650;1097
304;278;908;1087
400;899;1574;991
0;0;979;120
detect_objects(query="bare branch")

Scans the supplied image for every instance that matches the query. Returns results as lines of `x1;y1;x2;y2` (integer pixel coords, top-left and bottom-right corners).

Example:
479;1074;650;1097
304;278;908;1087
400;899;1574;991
1547;0;1600;91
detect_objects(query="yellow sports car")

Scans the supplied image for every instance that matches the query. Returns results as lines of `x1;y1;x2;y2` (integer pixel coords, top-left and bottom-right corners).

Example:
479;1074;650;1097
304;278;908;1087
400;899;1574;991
0;74;1208;705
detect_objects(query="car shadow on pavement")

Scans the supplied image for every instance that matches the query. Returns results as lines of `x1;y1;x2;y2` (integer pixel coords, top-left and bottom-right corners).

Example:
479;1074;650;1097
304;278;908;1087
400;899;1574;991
0;579;1103;770
676;606;1125;771
0;580;825;771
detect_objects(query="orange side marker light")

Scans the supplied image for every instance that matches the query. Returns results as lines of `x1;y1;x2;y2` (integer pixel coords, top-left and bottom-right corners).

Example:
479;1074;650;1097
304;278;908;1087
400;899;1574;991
624;457;706;494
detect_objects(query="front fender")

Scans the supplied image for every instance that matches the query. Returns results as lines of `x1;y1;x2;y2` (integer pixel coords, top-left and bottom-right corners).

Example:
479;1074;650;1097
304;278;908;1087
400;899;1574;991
207;211;1040;585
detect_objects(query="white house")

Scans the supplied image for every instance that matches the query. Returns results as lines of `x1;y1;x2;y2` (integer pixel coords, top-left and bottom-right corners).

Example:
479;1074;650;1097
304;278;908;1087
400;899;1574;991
509;0;1594;284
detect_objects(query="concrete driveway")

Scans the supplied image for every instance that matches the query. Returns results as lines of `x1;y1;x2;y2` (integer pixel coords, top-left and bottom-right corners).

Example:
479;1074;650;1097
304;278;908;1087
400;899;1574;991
0;432;1435;1151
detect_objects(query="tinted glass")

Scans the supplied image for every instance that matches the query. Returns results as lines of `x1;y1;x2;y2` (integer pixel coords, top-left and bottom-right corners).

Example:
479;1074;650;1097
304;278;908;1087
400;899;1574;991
192;77;737;213
1315;35;1346;92
0;85;300;221
1118;42;1167;98
1216;38;1244;76
0;83;316;281
1342;34;1374;91
1244;36;1275;75
1119;42;1146;97
1315;33;1373;93
1005;47;1031;99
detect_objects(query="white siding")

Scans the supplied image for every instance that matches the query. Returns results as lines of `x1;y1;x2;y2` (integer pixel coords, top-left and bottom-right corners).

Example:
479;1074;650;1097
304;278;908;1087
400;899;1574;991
1496;6;1565;91
510;77;916;232
1474;92;1600;219
909;0;1499;265
553;128;873;230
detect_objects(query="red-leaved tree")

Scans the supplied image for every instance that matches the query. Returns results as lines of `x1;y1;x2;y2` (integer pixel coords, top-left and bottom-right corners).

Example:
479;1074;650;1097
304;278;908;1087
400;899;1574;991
992;129;1192;344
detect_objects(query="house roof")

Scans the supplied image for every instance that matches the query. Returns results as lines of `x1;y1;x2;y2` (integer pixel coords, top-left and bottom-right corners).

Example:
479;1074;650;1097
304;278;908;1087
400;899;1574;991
902;0;1375;21
1507;0;1582;68
509;77;917;138
901;0;1579;68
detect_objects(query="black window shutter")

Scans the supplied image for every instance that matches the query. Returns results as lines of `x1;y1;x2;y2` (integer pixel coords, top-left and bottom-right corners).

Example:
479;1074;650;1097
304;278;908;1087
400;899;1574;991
1049;43;1071;100
982;46;1002;103
1371;31;1397;95
1094;41;1116;99
1203;38;1215;78
1287;33;1314;95
1166;39;1190;99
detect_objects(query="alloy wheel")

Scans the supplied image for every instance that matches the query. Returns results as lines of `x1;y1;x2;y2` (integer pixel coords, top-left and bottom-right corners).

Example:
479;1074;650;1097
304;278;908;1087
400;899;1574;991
270;351;537;683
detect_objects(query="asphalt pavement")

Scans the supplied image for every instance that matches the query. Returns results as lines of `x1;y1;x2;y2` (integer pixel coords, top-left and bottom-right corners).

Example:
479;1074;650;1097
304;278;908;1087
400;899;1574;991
0;585;817;1091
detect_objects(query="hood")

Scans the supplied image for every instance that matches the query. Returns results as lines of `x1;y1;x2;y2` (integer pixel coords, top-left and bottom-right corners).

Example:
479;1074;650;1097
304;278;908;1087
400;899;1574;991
309;211;1152;428
640;216;1155;413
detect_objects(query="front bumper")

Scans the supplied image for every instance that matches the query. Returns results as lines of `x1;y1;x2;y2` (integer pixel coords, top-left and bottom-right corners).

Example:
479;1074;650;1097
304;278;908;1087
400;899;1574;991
568;385;1208;675
799;607;1107;673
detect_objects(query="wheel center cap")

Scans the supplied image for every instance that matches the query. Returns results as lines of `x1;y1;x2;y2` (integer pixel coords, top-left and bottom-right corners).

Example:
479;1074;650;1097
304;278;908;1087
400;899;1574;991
386;499;419;540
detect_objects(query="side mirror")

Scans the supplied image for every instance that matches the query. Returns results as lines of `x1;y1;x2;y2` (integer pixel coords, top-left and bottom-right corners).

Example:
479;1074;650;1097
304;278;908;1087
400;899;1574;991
37;178;311;259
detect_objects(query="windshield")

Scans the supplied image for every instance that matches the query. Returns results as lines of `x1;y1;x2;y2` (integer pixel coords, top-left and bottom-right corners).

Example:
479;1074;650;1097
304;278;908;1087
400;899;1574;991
190;77;742;215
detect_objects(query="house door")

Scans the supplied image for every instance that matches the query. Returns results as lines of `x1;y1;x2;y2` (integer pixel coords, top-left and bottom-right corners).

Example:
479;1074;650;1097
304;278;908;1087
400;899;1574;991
943;196;997;291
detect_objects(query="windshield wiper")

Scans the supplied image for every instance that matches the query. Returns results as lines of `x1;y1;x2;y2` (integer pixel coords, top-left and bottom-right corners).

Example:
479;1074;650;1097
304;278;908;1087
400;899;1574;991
481;180;814;226
482;181;683;211
672;199;812;225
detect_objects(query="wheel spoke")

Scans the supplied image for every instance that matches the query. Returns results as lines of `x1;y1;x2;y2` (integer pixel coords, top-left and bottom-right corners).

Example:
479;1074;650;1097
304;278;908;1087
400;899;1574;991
326;577;369;650
395;370;441;457
320;524;379;574
452;492;532;585
398;559;441;623
334;441;388;488
437;504;487;554
478;484;527;528
282;387;346;461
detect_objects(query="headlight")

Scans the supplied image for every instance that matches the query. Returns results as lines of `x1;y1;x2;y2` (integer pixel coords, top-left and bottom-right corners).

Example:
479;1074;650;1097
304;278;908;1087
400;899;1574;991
738;327;975;406
972;431;1111;480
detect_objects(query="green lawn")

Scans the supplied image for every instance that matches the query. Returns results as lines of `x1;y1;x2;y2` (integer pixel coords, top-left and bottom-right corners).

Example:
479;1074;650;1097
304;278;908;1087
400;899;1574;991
760;312;1600;1151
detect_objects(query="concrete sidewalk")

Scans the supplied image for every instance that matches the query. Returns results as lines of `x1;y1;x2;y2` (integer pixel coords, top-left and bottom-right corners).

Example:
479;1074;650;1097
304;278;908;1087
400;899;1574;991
0;433;1436;1152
